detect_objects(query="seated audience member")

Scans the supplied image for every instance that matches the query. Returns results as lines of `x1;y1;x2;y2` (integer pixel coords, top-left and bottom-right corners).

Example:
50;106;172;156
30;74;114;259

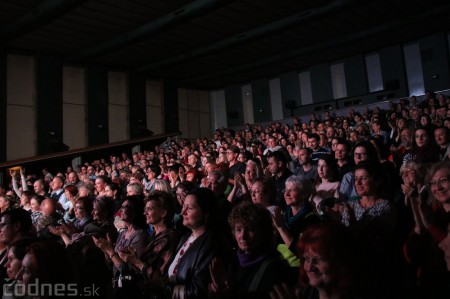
30;194;44;226
404;161;450;298
336;161;397;297
3;238;33;296
315;155;340;206
167;188;232;299
272;176;320;253
270;222;363;299
209;202;296;299
227;159;263;205
0;209;33;289
339;140;380;201
0;195;19;213
16;238;78;298
403;126;440;165
294;148;318;183
266;151;293;209
93;196;147;299
119;191;180;298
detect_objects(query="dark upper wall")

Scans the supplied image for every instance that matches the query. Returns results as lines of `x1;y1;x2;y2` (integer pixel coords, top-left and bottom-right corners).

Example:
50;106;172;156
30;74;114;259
420;33;450;93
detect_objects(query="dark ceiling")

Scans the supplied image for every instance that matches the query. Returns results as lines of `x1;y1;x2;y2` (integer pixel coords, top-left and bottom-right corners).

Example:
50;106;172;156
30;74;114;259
1;0;450;89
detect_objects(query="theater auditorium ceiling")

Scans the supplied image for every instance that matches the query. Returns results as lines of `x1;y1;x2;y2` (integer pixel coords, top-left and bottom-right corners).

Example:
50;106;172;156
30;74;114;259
0;0;449;89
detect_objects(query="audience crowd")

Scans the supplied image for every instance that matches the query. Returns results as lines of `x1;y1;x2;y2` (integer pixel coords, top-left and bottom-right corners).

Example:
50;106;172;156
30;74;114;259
1;92;450;298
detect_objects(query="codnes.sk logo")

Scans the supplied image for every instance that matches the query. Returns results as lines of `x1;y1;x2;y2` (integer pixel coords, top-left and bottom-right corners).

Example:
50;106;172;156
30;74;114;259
3;280;100;297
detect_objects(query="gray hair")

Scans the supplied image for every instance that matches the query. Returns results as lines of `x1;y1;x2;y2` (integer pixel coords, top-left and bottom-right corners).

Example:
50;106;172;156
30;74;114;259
285;175;313;198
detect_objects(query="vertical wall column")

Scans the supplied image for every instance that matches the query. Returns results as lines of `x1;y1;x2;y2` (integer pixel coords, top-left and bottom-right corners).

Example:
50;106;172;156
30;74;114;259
163;80;179;133
129;72;146;139
210;90;227;131
241;84;254;125
344;55;368;97
6;54;36;160
36;55;64;155
225;84;244;127
280;71;300;118
419;33;450;92
380;45;408;97
108;71;128;142
299;71;313;106
146;80;163;135
86;66;109;146
310;64;333;104
0;49;6;162
63;66;87;150
252;78;272;123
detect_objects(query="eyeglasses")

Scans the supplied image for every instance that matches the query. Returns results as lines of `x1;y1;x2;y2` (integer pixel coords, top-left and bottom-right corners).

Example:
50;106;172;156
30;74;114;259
0;222;11;229
429;176;450;188
401;170;415;176
282;188;297;193
353;153;367;158
302;255;325;266
251;191;263;195
121;205;131;210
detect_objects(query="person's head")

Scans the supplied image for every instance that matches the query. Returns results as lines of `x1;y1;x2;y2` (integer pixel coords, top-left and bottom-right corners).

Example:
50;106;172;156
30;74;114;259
20;190;34;207
51;176;64;191
64;184;78;201
245;159;263;184
182;188;218;230
298;223;358;292
250;179;274;207
30;195;44;213
17;239;77;292
74;196;94;220
351;140;379;165
78;182;94;198
226;145;240;163
95;175;109;193
434;126;450;148
92;196;115;223
0;195;18;211
296;148;312;166
175;181;195;206
427;161;450;206
33;179;45;194
308;134;320;150
317;155;338;182
335;138;350;162
105;183;120;199
0;209;32;244
187;154;198;167
284;175;313;207
144;190;176;228
267;151;287;175
414;127;432;148
229;202;275;254
146;165;161;180
120;196;146;229
153;179;171;193
400;160;426;187
354;161;383;198
67;171;79;185
127;182;143;196
207;170;227;195
5;238;32;281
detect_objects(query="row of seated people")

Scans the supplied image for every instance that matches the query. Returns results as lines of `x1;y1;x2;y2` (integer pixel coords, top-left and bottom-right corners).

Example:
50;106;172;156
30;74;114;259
1;156;450;299
0;93;450;298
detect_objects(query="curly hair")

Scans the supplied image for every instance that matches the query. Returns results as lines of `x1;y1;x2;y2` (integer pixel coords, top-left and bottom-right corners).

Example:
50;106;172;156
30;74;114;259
228;202;275;250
